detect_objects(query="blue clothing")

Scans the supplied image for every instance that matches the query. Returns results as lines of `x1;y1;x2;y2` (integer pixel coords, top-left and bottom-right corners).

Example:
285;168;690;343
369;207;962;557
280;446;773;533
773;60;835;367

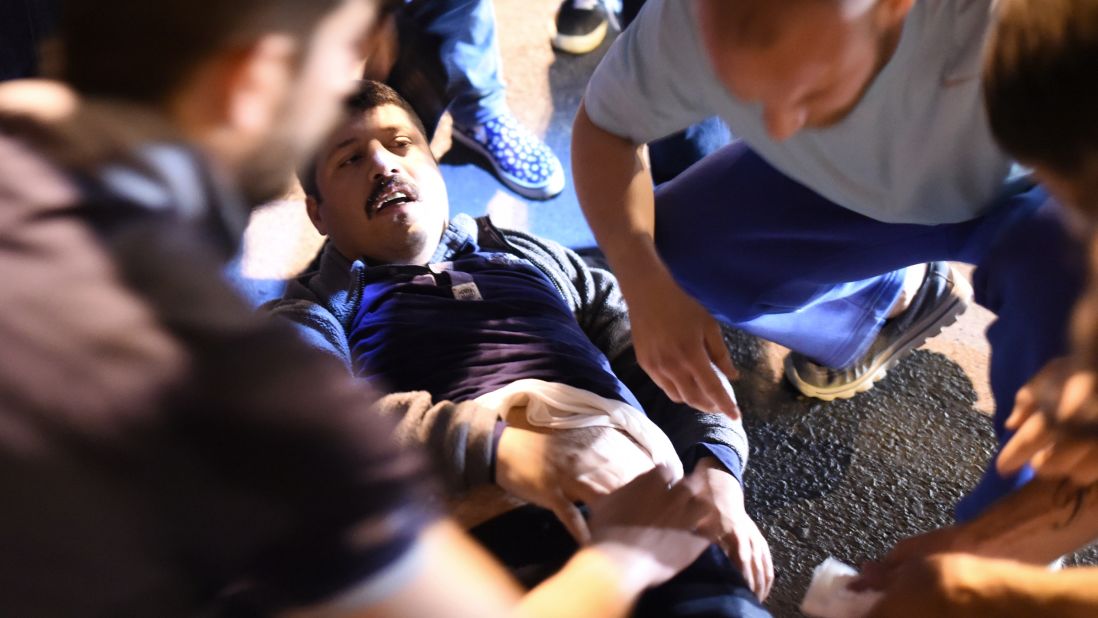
654;141;1086;519
271;215;751;489
403;0;508;127
585;0;1023;224
348;250;643;410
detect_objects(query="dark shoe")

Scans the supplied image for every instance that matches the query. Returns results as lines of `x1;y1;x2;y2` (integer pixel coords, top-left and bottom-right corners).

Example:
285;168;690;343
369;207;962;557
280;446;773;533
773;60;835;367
550;0;609;55
784;262;972;401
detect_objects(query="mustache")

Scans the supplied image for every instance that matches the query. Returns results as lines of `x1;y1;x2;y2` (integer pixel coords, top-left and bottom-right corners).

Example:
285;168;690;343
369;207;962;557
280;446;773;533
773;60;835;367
366;175;420;218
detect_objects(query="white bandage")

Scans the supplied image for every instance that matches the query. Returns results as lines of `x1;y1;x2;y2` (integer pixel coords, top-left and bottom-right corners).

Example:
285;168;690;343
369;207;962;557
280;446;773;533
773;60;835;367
801;558;883;618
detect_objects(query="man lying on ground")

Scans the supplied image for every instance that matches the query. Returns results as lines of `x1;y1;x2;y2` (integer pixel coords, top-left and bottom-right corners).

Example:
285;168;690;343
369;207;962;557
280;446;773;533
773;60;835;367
268;80;773;617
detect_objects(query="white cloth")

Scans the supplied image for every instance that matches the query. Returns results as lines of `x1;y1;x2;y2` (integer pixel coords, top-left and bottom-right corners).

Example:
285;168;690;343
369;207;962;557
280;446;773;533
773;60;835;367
801;558;884;618
584;0;1028;225
474;379;684;480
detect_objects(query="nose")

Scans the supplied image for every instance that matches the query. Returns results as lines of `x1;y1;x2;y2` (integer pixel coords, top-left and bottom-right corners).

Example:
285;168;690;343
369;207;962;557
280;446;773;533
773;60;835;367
368;144;401;179
763;105;808;142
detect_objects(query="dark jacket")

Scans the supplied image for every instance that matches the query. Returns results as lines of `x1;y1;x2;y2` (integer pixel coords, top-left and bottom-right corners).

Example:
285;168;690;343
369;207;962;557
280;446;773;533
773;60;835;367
0;107;435;616
267;213;750;492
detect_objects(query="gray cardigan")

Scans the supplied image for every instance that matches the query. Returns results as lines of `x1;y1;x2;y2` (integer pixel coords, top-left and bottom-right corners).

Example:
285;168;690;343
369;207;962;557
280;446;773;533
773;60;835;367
266;214;749;492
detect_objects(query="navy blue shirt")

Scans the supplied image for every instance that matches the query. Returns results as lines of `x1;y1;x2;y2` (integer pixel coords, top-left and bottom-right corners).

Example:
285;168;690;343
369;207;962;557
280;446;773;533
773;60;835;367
349;248;644;410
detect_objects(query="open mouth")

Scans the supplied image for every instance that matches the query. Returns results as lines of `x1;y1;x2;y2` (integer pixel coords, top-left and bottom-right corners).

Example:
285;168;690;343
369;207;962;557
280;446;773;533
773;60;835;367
367;177;420;218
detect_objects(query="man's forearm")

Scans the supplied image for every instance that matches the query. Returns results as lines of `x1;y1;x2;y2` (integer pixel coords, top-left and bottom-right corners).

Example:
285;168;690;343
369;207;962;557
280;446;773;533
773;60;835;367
959;477;1098;563
571;102;665;295
1009;567;1098;617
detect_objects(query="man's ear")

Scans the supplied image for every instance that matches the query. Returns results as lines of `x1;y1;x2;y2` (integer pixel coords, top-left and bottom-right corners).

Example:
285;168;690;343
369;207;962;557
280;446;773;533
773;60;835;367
221;33;298;136
305;194;329;235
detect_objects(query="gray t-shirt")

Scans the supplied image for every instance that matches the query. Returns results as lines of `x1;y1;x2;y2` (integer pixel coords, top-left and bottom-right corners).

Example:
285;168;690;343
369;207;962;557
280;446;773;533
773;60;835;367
584;0;1020;224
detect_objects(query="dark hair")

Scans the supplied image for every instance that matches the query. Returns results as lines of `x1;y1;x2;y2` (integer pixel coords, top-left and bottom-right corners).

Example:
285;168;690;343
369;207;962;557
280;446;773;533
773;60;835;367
298;80;427;201
984;0;1098;177
59;0;344;104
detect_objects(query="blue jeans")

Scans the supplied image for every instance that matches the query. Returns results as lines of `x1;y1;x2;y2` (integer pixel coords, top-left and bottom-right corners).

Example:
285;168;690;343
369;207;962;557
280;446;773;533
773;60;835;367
654;142;1087;520
470;505;770;618
402;0;508;128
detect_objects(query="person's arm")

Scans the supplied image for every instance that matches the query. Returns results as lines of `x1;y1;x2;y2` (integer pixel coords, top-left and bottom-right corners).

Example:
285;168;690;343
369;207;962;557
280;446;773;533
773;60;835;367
266;296;501;494
867;554;1098;618
956;475;1098;563
856;474;1098;593
573;104;740;418
287;466;718;618
571;0;741;417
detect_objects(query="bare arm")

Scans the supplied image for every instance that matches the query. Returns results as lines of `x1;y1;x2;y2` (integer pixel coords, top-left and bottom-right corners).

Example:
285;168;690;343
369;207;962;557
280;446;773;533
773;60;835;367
957;476;1098;563
572;103;739;418
571;102;661;296
868;555;1098;618
858;475;1098;592
288;467;716;618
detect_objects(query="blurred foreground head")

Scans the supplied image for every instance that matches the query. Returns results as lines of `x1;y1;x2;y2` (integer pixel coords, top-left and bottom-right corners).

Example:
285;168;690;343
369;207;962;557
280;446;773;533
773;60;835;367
984;0;1098;216
57;0;379;204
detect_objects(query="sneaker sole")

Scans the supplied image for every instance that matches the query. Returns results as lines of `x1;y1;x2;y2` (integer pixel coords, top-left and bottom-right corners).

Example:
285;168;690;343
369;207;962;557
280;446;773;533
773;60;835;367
550;20;609;55
785;266;974;401
451;128;566;200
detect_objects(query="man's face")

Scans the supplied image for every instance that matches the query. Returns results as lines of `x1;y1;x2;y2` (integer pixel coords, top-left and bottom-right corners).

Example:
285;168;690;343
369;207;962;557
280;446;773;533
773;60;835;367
699;0;905;141
307;103;449;264
237;0;378;204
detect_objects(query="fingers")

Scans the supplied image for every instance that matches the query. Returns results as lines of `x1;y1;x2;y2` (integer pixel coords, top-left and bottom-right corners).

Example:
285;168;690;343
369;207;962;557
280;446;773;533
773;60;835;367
716;523;773;601
704;329;742;420
671;467;719;536
756;535;774;601
849;560;891;592
998;412;1056;475
660;344;739;416
728;537;756;600
1005;383;1038;431
635;317;740;417
550;495;591;545
1031;438;1098;483
706;327;741;382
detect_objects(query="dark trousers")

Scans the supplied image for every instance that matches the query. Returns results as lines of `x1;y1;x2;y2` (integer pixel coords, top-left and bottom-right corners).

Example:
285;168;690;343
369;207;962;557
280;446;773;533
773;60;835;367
471;505;771;617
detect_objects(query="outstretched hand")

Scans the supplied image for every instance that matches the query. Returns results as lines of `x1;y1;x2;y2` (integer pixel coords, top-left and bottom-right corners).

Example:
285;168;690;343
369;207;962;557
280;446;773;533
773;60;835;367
627;270;740;419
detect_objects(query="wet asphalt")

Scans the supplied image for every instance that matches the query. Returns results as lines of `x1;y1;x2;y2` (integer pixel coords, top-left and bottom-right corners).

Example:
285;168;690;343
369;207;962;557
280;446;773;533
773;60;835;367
724;327;1097;616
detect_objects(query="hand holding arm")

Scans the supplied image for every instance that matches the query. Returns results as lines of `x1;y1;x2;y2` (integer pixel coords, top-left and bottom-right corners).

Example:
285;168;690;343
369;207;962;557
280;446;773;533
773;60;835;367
495;424;655;543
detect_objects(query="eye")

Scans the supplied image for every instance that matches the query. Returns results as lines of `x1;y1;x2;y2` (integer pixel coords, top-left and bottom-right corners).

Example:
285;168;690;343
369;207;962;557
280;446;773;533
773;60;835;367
338;153;363;168
391;138;413;151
